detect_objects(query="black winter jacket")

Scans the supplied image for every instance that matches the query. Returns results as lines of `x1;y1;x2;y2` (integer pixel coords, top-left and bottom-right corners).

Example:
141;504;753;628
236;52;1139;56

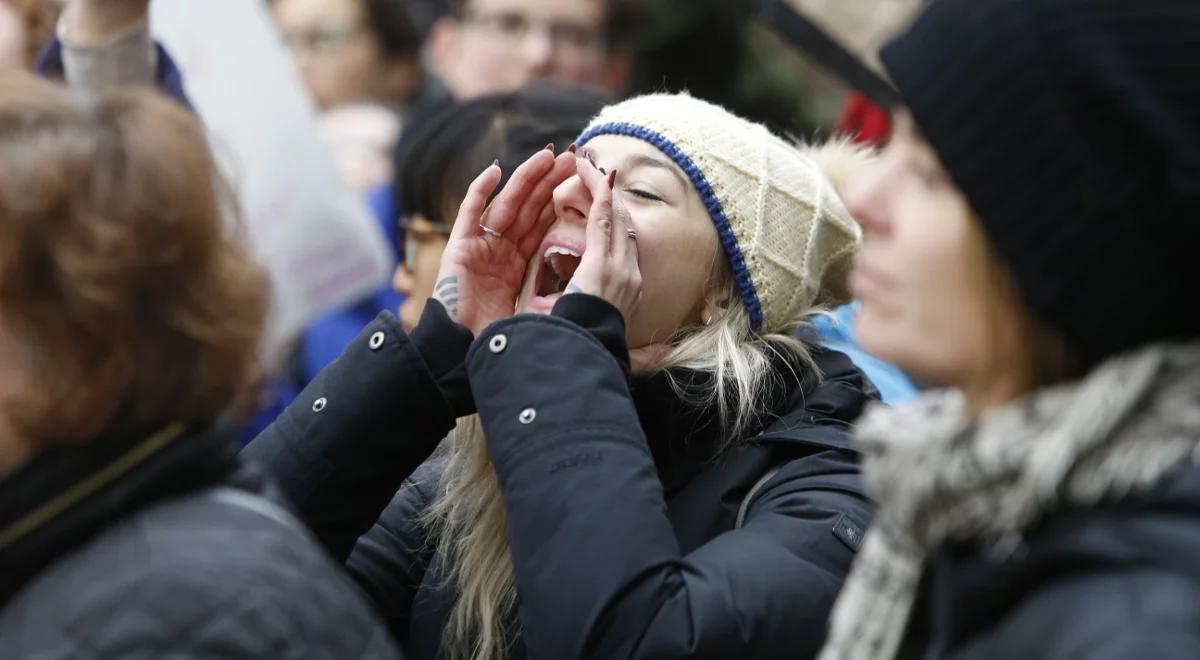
903;464;1200;660
0;423;402;659
246;295;875;659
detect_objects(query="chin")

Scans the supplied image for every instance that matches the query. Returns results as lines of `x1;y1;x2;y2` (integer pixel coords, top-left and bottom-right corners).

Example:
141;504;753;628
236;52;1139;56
854;305;903;365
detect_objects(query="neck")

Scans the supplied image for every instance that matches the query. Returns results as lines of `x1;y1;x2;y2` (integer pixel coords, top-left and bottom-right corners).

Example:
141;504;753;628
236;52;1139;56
959;357;1035;416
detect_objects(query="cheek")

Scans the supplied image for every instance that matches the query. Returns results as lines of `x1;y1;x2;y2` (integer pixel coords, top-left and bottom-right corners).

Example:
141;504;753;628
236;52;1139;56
626;221;717;344
413;242;447;297
550;56;605;82
857;201;987;385
455;43;523;91
332;44;380;82
399;298;424;333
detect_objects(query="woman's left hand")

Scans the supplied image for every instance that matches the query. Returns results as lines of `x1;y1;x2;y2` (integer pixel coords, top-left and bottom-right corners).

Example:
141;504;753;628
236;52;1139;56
564;159;643;320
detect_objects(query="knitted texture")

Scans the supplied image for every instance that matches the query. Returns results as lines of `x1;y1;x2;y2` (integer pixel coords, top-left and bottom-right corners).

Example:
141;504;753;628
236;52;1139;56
882;0;1200;367
577;93;861;334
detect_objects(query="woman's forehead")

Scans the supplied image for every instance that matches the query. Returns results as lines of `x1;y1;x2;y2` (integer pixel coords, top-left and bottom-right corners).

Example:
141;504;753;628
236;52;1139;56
579;135;688;183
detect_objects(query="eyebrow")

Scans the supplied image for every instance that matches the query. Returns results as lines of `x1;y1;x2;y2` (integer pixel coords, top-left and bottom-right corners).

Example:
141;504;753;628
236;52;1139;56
624;154;689;191
578;146;689;192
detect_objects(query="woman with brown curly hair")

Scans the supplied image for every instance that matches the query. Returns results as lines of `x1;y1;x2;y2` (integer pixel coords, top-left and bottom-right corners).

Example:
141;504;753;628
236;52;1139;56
0;72;402;659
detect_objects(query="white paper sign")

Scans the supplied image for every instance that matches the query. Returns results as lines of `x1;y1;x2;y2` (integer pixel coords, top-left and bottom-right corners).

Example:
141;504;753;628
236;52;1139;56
150;0;393;355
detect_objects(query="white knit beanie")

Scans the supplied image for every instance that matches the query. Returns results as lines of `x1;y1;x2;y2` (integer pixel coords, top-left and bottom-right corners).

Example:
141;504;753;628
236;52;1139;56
577;93;863;334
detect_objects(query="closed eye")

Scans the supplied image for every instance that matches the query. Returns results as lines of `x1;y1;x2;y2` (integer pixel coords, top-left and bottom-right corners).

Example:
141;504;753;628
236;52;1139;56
625;188;664;202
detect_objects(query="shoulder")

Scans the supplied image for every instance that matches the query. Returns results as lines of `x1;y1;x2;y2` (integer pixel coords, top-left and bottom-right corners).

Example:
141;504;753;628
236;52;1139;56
2;488;399;659
757;345;877;453
955;566;1200;660
950;465;1200;659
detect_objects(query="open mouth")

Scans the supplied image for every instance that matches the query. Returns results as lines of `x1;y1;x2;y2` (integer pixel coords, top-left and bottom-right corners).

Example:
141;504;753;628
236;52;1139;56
535;245;583;299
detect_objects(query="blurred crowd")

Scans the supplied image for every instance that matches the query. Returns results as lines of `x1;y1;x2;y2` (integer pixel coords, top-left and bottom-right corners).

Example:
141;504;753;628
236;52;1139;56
2;0;1198;659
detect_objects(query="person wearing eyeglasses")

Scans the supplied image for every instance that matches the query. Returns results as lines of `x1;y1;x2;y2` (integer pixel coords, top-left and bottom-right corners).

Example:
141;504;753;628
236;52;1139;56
427;0;634;101
271;0;425;192
273;0;421;113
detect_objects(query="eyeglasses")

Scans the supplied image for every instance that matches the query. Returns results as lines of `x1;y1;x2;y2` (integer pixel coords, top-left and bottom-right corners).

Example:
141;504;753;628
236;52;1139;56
462;10;605;54
399;219;452;271
281;23;365;56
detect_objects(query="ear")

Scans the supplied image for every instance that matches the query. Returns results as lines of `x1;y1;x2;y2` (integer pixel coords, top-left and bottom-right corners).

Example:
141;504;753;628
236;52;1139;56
427;17;462;95
694;294;720;327
600;50;632;97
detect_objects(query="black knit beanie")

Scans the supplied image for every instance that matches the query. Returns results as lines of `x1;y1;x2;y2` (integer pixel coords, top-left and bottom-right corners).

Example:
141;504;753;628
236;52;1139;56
881;0;1200;368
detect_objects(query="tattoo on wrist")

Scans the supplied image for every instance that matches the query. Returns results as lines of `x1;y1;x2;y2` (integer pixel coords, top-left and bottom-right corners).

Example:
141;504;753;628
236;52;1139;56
434;276;460;316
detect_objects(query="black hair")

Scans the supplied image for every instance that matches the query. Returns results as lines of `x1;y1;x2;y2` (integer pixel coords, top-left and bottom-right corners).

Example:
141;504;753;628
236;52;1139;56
362;0;422;58
393;84;609;232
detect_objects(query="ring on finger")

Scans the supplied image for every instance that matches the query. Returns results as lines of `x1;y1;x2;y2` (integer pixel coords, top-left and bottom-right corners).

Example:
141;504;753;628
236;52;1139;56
626;228;638;241
480;223;503;238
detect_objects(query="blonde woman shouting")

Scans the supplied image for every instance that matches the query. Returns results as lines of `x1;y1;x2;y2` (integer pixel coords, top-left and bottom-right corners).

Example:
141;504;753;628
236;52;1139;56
248;94;876;659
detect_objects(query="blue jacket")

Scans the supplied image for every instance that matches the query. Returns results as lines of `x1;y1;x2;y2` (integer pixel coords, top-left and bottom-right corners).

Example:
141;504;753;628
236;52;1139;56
809;303;917;405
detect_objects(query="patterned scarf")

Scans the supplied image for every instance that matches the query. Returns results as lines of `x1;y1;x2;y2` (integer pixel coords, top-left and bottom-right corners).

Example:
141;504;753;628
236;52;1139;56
819;341;1200;660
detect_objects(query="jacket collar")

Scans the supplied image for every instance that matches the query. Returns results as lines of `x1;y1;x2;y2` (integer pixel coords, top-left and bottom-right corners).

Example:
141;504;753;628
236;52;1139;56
757;346;877;454
632;344;873;493
0;422;238;603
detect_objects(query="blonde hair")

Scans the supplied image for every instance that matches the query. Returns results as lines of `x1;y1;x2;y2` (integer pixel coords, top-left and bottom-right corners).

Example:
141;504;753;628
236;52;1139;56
424;260;818;660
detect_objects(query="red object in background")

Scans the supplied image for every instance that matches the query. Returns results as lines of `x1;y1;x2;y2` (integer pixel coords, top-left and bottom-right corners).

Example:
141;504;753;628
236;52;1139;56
836;91;892;146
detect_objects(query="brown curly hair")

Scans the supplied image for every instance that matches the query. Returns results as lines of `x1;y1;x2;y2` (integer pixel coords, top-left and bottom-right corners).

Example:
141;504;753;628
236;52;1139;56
0;72;268;446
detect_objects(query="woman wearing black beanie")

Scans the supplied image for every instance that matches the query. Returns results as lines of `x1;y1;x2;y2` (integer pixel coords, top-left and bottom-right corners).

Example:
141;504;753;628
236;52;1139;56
819;0;1200;658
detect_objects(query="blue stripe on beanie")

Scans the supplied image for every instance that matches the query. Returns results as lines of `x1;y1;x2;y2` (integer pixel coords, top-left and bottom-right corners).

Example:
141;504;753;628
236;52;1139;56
577;121;764;332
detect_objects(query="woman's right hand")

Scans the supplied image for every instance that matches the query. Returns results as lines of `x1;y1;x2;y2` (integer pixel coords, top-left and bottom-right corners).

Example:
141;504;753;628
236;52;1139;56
432;147;576;336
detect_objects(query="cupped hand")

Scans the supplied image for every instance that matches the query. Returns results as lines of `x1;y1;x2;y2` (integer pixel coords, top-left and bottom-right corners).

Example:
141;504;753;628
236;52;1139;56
432;147;576;336
562;158;644;321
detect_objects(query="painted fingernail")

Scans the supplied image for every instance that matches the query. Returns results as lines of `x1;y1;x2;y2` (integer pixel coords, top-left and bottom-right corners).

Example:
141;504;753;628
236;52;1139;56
544;142;555;152
567;143;577;154
491;159;500;168
608;169;618;189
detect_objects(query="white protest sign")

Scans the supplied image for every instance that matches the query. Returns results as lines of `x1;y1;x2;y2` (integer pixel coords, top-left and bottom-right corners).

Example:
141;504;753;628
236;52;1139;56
150;0;394;355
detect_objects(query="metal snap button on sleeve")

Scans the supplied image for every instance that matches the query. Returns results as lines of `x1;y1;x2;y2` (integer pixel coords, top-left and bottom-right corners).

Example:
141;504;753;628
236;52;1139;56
369;331;385;350
489;334;508;354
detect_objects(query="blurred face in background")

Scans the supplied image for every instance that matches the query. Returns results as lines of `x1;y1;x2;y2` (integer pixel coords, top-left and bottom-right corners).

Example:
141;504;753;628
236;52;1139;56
430;0;626;100
392;215;451;331
274;0;388;109
844;114;1036;409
